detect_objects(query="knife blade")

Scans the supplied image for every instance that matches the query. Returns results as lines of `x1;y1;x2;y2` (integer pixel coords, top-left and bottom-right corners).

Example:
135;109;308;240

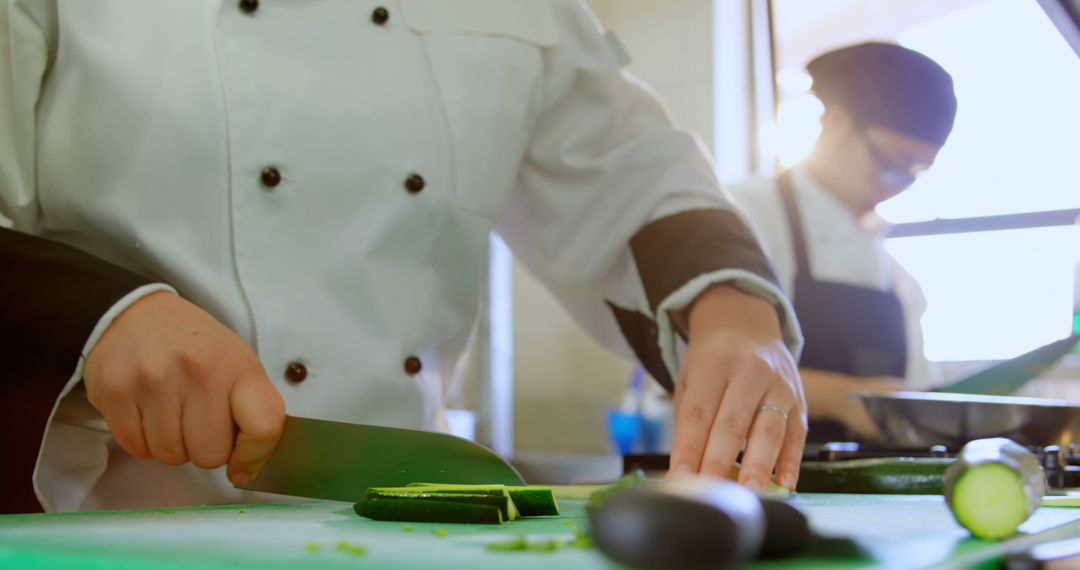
237;416;525;502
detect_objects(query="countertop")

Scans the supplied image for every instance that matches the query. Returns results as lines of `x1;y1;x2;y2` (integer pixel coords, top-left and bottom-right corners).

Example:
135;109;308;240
1;494;1078;569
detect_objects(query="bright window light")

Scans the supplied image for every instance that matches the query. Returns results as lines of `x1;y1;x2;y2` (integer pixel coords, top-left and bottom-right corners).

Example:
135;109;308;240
768;0;1080;362
881;0;1080;361
886;226;1080;361
879;0;1080;223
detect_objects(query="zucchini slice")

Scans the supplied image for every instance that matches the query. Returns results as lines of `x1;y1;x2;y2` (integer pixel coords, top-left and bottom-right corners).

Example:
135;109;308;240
406;483;560;517
355;497;504;524
357;487;518;523
506;488;559;517
944;438;1047;540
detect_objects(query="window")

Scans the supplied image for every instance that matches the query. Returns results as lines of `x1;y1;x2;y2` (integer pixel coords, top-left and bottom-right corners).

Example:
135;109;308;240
770;0;1080;362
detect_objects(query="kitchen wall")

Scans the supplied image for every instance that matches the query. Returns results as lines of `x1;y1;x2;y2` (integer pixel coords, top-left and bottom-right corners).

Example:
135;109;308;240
512;0;717;454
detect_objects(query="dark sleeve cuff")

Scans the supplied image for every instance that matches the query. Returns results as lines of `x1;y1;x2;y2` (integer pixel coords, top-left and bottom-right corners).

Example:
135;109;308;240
0;227;153;513
606;209;785;393
0;227;153;380
630;208;781;313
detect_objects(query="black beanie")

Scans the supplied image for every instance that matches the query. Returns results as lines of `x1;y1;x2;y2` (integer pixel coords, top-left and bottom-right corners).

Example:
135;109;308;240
807;42;958;146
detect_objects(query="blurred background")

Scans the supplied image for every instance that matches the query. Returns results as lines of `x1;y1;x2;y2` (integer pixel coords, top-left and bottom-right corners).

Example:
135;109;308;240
450;0;1080;470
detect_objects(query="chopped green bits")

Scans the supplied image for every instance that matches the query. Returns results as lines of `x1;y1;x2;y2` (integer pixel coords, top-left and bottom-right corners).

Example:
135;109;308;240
403;524;413;532
335;540;367;556
435;529;448;538
486;532;594;553
486;536;529;552
304;542;321;554
526;540;563;553
570;531;594;549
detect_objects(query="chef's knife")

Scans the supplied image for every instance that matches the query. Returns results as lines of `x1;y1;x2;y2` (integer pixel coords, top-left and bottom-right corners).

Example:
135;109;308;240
236;416;525;502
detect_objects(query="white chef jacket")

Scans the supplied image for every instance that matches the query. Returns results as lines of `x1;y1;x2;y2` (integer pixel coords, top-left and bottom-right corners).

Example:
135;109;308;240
729;165;937;389
0;0;800;512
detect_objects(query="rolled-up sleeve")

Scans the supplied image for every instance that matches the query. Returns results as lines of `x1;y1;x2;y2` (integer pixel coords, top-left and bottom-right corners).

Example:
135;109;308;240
496;0;801;391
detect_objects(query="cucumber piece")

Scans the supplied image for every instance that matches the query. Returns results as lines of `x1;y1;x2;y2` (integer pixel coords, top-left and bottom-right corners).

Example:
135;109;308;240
506;488;558;517
406;483;560;517
949;463;1029;540
944;438;1047;540
359;487;518;522
796;458;952;494
354;498;504;524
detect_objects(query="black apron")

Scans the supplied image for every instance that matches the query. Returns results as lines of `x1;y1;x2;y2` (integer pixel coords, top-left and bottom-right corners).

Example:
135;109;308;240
778;172;908;443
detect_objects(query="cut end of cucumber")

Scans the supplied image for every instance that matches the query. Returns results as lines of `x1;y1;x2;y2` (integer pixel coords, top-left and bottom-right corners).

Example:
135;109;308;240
950;463;1029;540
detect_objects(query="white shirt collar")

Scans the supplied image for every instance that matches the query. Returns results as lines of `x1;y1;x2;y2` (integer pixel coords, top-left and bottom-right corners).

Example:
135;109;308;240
788;164;893;239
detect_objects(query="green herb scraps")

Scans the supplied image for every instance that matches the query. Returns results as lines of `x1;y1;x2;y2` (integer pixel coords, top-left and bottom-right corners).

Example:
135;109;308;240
335;540;367;556
486;532;594;553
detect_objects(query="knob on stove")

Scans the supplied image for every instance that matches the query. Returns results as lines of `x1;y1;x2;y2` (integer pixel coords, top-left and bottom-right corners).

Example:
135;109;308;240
1041;445;1063;471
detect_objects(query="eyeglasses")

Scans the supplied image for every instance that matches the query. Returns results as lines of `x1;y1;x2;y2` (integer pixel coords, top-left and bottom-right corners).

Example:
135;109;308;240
855;128;928;189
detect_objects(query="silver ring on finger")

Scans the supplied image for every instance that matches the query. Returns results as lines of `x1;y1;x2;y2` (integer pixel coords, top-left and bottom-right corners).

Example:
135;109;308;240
757;403;789;423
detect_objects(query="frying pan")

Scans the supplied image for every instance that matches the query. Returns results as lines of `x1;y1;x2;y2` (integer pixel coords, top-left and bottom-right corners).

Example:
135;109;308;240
852;391;1080;448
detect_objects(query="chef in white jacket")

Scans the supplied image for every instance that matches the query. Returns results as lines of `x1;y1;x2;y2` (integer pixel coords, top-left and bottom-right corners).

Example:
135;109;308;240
730;43;956;442
0;0;805;513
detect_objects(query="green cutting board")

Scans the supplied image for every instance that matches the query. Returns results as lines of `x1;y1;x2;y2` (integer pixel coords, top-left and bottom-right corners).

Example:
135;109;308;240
0;495;1077;569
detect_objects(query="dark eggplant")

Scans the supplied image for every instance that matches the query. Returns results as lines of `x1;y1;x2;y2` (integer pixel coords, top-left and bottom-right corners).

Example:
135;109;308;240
758;498;811;559
587;480;771;569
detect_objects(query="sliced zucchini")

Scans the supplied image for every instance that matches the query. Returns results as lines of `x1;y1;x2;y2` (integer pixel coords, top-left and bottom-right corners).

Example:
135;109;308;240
506;488;559;517
945;438;1047;540
354;498;504;524
357;487;517;523
406;483;560;517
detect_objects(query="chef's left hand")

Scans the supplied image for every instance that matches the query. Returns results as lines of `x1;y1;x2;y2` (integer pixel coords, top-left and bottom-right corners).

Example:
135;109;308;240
667;284;807;492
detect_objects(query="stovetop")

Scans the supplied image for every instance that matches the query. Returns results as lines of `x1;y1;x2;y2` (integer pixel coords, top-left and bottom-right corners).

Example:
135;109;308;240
809;441;1080;489
622;442;1080;490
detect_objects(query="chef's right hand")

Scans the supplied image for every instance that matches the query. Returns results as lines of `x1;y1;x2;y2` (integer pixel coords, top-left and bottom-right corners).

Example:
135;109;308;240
83;291;285;487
